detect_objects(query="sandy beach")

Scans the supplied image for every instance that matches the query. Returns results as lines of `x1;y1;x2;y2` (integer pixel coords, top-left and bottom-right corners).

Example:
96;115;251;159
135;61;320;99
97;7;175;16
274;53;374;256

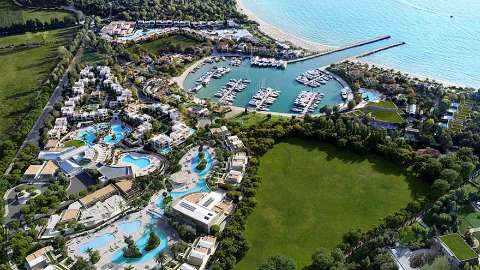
171;57;209;89
235;0;334;53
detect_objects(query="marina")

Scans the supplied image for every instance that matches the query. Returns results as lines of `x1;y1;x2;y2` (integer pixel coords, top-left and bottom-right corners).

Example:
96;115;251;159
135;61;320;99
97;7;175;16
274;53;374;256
296;68;333;87
250;56;287;69
291;91;323;114
190;66;231;92
249;88;281;111
184;35;396;114
215;79;251;105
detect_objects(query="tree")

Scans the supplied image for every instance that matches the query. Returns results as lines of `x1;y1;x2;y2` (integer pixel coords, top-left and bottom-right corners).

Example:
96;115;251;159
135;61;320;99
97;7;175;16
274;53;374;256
123;236;142;258
71;257;95;270
155;253;167;269
145;231;161;251
88;249;101;264
432;179;450;197
258;255;296;270
420;256;450;270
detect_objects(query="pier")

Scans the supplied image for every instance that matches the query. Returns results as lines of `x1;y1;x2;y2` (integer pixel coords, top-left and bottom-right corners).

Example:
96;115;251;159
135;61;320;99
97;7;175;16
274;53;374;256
217;79;247;104
249;88;280;111
355;42;406;58
302;93;320;114
286;35;391;64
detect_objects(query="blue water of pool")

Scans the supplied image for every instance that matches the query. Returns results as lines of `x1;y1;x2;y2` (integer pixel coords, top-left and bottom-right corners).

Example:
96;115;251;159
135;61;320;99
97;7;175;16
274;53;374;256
121;154;151;170
111;224;169;264
359;88;382;102
118;220;142;235
191;150;214;177
78;123;130;145
79;234;115;253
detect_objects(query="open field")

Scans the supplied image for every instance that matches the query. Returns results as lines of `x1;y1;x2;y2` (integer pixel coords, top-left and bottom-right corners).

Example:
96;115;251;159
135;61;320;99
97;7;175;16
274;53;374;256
231;113;288;127
0;27;78;141
361;101;404;124
0;0;74;28
236;138;428;269
139;34;210;55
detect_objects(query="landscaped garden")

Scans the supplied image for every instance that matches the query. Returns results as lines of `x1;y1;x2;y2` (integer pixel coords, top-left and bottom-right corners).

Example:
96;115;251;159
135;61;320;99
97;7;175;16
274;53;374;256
360;101;404;124
236;137;429;269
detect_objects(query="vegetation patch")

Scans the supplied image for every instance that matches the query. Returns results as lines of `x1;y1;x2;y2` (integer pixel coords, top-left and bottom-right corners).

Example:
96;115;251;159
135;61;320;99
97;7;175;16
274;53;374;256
63;139;85;148
230;113;287;128
0;0;75;28
236;137;428;269
0;27;78;141
139;34;210;56
360;101;404;124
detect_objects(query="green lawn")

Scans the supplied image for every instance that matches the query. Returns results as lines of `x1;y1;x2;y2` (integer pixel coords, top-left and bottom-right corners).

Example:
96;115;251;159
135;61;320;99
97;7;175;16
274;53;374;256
0;0;74;28
439;234;477;261
0;27;78;140
139;34;209;55
361;101;404;124
236;138;428;269
231;113;288;127
63;139;85;148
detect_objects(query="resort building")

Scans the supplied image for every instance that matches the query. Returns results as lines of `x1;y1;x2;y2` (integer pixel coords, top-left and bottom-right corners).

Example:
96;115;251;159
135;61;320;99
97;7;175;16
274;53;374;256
187;236;217;269
44;140;60;150
225;135;245;152
22;165;43;181
22;161;59;183
435;234;479;267
98;165;134;183
79;184;118;208
225;170;243;185
171;122;192;145
114;179;141;199
41;214;61;239
180;264;198;270
150;134;173;152
25;246;55;270
210;126;229;138
170;191;235;233
100;21;136;37
60;209;81;224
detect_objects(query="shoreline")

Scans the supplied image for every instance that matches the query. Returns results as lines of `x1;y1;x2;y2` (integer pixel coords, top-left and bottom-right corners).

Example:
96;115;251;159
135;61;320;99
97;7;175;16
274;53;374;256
235;0;334;53
171;56;209;89
234;0;475;90
354;59;471;89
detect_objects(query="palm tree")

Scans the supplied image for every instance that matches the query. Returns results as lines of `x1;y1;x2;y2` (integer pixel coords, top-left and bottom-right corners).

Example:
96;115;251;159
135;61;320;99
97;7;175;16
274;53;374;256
155;253;167;269
124;265;134;270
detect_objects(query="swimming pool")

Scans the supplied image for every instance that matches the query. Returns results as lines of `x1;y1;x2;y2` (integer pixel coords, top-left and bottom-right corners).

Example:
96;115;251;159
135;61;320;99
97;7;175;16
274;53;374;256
359;88;382;102
77;123;130;145
191;150;214;177
79;234;115;253
121;154;151;170
118;220;142;235
111;224;169;264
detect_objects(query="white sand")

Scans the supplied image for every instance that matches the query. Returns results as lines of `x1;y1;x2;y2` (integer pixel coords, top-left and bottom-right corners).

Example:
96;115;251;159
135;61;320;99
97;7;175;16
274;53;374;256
236;0;334;53
171;57;209;89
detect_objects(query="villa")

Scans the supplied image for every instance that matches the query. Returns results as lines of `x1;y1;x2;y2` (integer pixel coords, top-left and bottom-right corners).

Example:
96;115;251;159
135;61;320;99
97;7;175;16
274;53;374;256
185;236;217;270
170;191;235;233
25;246;55;270
150;134;173;151
100;21;136;37
225;135;245;152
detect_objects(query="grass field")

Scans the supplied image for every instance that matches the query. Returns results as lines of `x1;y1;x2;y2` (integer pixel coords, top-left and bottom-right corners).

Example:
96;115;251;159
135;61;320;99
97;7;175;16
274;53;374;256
361;101;404;124
0;0;74;28
236;138;428;269
231;113;288;127
439;234;477;261
139;34;209;55
0;27;78;140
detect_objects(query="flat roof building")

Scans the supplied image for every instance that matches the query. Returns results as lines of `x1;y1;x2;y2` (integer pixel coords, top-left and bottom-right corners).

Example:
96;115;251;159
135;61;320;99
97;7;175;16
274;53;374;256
25;246;54;270
79;184;117;208
171;191;234;233
60;209;80;223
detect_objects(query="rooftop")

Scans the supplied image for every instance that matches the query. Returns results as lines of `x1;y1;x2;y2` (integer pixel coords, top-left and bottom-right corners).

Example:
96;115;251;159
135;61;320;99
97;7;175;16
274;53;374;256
439;234;478;262
79;184;117;207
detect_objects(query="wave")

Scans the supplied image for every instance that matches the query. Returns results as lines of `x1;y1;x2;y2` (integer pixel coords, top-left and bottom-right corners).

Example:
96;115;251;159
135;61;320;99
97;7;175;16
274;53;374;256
392;0;438;14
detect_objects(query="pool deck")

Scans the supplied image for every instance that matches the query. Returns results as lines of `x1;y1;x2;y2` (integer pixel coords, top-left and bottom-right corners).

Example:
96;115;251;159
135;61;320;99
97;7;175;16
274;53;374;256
115;151;163;177
67;191;178;269
170;146;216;189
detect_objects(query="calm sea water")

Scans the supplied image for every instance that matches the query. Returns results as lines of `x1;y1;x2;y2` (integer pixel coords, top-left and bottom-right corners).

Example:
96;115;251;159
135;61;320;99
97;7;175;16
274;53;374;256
185;40;388;114
241;0;480;88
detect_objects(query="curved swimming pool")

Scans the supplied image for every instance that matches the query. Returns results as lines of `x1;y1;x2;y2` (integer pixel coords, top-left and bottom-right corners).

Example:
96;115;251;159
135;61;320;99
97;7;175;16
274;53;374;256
79;234;115;253
118;220;142;235
121;154;151;170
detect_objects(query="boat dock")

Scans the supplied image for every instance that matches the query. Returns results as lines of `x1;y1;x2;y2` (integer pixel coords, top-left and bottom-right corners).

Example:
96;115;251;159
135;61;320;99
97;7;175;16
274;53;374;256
291;91;323;114
355;42;406;58
249;88;281;111
286;35;391;64
216;79;249;105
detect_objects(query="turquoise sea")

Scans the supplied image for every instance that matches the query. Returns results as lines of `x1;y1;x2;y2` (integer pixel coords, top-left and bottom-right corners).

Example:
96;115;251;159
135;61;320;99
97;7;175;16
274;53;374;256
241;0;480;88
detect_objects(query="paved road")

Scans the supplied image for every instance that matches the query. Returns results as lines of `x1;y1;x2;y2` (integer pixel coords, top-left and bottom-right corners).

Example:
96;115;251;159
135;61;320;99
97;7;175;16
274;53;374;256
4;183;50;223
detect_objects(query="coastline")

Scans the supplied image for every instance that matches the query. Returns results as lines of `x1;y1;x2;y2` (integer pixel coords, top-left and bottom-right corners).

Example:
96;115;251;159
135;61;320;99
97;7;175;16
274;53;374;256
171;57;209;88
235;0;334;53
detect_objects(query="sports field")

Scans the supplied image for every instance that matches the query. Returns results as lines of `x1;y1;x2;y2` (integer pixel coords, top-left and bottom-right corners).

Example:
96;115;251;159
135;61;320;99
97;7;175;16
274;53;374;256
0;27;78;140
236;138;428;269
